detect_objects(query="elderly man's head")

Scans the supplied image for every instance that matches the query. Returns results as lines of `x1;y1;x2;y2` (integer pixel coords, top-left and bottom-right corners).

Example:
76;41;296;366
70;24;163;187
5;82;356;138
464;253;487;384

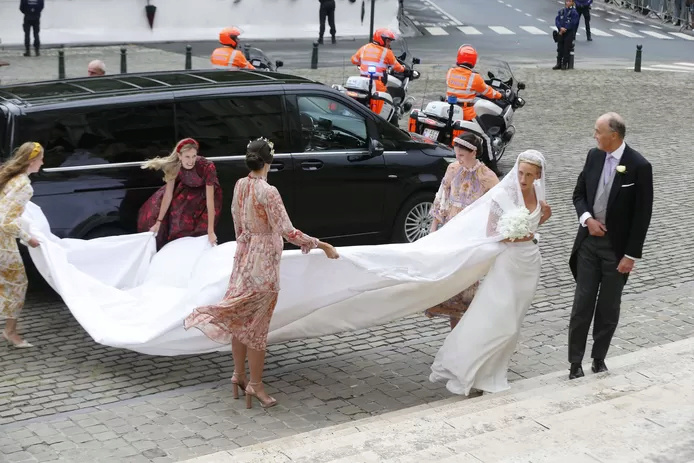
87;60;106;77
594;112;626;153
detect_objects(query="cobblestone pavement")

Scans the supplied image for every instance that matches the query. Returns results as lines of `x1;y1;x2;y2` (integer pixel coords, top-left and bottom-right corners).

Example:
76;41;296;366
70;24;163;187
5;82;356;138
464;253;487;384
1;55;694;462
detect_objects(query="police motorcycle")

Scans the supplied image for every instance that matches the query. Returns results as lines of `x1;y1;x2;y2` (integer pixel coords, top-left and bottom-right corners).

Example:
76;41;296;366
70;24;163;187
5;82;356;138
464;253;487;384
408;59;526;174
332;39;420;125
242;45;284;71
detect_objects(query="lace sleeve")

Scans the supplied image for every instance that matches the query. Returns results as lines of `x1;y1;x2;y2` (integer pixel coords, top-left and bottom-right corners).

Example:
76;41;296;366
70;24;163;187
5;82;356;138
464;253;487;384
486;199;503;238
431;164;454;222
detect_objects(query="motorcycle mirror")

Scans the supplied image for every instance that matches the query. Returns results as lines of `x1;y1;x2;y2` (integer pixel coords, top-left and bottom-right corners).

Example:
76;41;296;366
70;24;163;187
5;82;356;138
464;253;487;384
439;95;446;102
517;82;526;90
275;60;284;68
412;57;421;65
488;71;495;79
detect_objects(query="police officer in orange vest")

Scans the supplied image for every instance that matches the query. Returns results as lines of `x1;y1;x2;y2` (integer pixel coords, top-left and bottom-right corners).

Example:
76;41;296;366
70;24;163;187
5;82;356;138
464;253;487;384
210;27;256;70
350;28;405;115
446;44;503;175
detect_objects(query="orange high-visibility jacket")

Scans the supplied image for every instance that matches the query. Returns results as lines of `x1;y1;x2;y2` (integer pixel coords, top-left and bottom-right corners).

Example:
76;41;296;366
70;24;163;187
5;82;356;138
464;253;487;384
210;47;256;70
445;66;502;120
351;43;405;78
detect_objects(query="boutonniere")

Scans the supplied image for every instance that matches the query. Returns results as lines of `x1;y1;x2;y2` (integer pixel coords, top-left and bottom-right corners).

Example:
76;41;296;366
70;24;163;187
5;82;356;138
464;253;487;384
616;165;626;174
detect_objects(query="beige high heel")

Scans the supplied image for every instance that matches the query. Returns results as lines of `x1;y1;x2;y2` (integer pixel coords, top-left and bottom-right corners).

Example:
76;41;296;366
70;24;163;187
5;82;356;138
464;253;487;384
245;381;277;409
2;331;33;348
231;372;247;399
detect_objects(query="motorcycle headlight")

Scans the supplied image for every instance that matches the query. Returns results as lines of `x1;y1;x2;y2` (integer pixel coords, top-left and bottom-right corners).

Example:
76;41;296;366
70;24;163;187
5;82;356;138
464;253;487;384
517;97;525;107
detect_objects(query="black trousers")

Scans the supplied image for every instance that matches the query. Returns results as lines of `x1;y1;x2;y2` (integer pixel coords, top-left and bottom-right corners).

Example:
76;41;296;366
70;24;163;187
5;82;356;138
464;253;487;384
556;28;576;64
23;18;41;51
568;235;628;364
319;1;336;39
576;6;591;38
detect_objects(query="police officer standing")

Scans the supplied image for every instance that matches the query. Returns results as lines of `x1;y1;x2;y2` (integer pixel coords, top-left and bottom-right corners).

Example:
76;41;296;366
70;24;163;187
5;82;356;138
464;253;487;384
553;0;579;70
20;0;44;57
575;0;593;41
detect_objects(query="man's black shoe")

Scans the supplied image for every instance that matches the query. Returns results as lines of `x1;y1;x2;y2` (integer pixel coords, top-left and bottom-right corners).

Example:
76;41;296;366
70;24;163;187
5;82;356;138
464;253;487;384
592;359;608;373
569;363;584;379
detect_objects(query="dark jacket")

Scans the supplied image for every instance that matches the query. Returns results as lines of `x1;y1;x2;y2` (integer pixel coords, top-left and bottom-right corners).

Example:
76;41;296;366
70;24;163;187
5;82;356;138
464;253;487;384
20;0;44;20
575;0;593;7
556;6;580;30
569;145;654;278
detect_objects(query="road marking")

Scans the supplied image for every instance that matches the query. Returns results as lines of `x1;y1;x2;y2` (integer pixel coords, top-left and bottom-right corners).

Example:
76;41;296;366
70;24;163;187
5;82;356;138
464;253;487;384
588;27;613;37
649;64;694;71
457;26;483;35
650;24;663;29
611;29;643;38
520;26;548;35
515;8;523;12
638;67;691;72
489;26;516;34
425;26;449;35
606;18;620;22
670;32;694;40
593;13;601;17
525;12;532;16
674;62;694;67
421;0;463;26
640;30;674;39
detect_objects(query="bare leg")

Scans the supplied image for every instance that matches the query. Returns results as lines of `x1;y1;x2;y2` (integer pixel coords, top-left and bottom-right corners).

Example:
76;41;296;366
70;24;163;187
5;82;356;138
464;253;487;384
247;347;276;405
3;319;25;344
231;337;248;398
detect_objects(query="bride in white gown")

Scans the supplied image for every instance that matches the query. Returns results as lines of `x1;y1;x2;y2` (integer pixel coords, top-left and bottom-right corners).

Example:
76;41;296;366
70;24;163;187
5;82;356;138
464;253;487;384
430;149;550;395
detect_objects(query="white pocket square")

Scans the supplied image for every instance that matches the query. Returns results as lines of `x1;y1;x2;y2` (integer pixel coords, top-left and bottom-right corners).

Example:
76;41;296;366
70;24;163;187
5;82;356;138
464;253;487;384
622;183;635;188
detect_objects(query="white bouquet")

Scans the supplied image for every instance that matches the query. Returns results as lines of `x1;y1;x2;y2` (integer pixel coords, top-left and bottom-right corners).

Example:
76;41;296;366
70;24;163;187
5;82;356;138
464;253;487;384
497;207;532;240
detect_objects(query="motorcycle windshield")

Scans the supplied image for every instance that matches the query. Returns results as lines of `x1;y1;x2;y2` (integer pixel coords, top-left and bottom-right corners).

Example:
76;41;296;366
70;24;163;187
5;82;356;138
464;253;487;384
390;38;411;66
477;59;515;88
245;47;272;68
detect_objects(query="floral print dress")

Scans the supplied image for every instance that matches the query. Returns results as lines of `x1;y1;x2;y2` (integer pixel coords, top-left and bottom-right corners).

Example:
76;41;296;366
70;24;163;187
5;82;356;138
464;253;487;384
425;160;498;320
0;174;34;319
184;175;319;351
138;157;223;250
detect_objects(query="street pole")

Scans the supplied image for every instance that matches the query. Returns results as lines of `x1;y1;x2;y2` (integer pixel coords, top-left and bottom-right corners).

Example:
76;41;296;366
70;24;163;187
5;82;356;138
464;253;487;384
369;0;376;39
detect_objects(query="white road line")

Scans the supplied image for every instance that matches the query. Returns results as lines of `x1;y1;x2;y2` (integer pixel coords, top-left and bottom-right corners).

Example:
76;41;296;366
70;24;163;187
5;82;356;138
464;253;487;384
670;32;694;40
515;8;523;12
674;62;694;67
537;18;547;23
457;26;482;35
650;64;694;71
639;67;691;73
489;26;516;35
640;30;674;39
593;13;601;17
606;18;620;22
425;26;449;36
520;26;548;35
421;0;463;26
506;3;513;7
525;12;532;16
650;24;663;29
588;27;613;37
611;29;643;38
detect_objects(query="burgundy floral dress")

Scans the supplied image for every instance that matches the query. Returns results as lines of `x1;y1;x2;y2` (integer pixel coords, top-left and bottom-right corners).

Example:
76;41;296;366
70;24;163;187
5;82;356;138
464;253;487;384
137;157;223;249
184;175;319;351
425;160;498;320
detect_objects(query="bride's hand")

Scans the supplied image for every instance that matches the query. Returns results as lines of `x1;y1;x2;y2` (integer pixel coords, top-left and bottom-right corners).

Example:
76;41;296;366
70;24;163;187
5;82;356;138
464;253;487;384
540;201;552;224
208;231;218;246
150;221;161;234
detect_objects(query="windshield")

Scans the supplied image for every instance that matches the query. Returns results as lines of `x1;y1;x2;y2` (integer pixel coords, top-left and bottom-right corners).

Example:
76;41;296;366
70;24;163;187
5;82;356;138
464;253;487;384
476;59;514;86
390;38;411;65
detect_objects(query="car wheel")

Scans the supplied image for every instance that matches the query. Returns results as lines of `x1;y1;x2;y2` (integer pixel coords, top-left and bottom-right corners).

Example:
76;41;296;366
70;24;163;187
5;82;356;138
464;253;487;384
84;225;127;240
392;192;435;243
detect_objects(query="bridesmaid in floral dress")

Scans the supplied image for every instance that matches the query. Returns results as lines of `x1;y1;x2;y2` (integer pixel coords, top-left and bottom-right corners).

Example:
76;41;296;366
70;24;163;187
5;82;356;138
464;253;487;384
185;138;339;409
138;138;223;249
426;133;499;330
0;142;44;348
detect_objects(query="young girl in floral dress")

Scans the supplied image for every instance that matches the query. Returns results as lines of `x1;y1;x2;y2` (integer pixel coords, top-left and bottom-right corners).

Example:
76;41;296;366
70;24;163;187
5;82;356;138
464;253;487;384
0;142;44;348
138;138;223;249
426;133;499;330
185;138;339;409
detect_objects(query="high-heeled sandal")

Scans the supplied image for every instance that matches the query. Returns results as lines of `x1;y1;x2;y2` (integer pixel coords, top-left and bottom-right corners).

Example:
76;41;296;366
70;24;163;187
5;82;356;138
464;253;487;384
245;381;277;409
2;331;33;348
231;372;247;399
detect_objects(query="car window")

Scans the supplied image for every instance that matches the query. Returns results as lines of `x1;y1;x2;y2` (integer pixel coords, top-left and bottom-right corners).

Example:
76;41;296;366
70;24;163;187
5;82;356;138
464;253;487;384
176;95;286;156
297;96;367;152
376;117;411;151
16;103;175;168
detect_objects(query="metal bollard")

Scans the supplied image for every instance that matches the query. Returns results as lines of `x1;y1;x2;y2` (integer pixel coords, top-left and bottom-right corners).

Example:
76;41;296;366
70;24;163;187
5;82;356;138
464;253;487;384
634;44;642;72
58;47;65;80
185;45;192;70
311;42;319;70
120;47;127;74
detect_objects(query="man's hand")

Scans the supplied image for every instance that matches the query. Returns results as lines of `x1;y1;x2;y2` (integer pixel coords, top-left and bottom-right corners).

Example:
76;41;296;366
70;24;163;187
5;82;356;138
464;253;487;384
586;218;607;237
560;27;567;34
617;256;635;274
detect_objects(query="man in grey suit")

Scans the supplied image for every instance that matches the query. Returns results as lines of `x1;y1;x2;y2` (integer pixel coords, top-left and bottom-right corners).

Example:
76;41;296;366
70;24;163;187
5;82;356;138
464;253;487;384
568;112;654;379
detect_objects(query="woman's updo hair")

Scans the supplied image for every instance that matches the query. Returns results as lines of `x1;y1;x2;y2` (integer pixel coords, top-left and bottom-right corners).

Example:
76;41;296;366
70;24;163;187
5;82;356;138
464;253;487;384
453;132;483;154
245;138;275;171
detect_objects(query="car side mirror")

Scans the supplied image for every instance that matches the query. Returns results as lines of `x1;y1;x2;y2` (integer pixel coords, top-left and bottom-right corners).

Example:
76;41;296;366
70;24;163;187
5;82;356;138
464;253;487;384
275;60;284;69
412;57;421;65
517;81;526;90
370;139;385;157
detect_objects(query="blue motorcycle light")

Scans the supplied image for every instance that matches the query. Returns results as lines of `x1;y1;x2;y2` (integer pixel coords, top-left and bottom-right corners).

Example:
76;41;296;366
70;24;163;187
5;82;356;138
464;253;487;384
367;65;377;75
447;95;458;104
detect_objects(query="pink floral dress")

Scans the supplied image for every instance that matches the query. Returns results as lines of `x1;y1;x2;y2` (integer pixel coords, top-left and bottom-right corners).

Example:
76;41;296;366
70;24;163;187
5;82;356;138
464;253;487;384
426;160;498;320
184;175;318;351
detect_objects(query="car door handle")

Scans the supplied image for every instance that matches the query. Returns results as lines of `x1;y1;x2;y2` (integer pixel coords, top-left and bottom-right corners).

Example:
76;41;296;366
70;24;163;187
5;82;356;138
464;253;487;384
269;162;285;172
301;160;324;171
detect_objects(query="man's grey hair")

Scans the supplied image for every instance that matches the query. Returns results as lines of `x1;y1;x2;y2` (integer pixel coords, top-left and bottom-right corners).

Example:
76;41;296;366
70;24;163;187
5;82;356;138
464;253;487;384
88;60;106;73
601;112;626;139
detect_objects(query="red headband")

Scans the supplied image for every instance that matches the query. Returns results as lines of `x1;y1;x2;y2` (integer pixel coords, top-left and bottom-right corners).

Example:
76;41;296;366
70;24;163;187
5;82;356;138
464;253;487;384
175;138;199;153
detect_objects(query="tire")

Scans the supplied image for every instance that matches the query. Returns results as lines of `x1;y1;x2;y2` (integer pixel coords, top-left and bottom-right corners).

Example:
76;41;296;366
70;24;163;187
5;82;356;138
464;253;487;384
84;225;128;240
391;192;435;243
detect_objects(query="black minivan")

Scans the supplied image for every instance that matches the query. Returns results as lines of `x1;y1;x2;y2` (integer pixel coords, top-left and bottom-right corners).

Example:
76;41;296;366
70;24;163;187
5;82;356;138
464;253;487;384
0;69;454;245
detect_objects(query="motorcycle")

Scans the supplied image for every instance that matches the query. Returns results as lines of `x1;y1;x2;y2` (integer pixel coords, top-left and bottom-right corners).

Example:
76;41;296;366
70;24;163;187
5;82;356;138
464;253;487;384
408;59;526;174
243;45;284;72
332;38;420;125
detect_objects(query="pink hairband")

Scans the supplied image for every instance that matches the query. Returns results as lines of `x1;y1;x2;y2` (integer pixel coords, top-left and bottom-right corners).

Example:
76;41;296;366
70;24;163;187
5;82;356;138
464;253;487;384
453;137;476;151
